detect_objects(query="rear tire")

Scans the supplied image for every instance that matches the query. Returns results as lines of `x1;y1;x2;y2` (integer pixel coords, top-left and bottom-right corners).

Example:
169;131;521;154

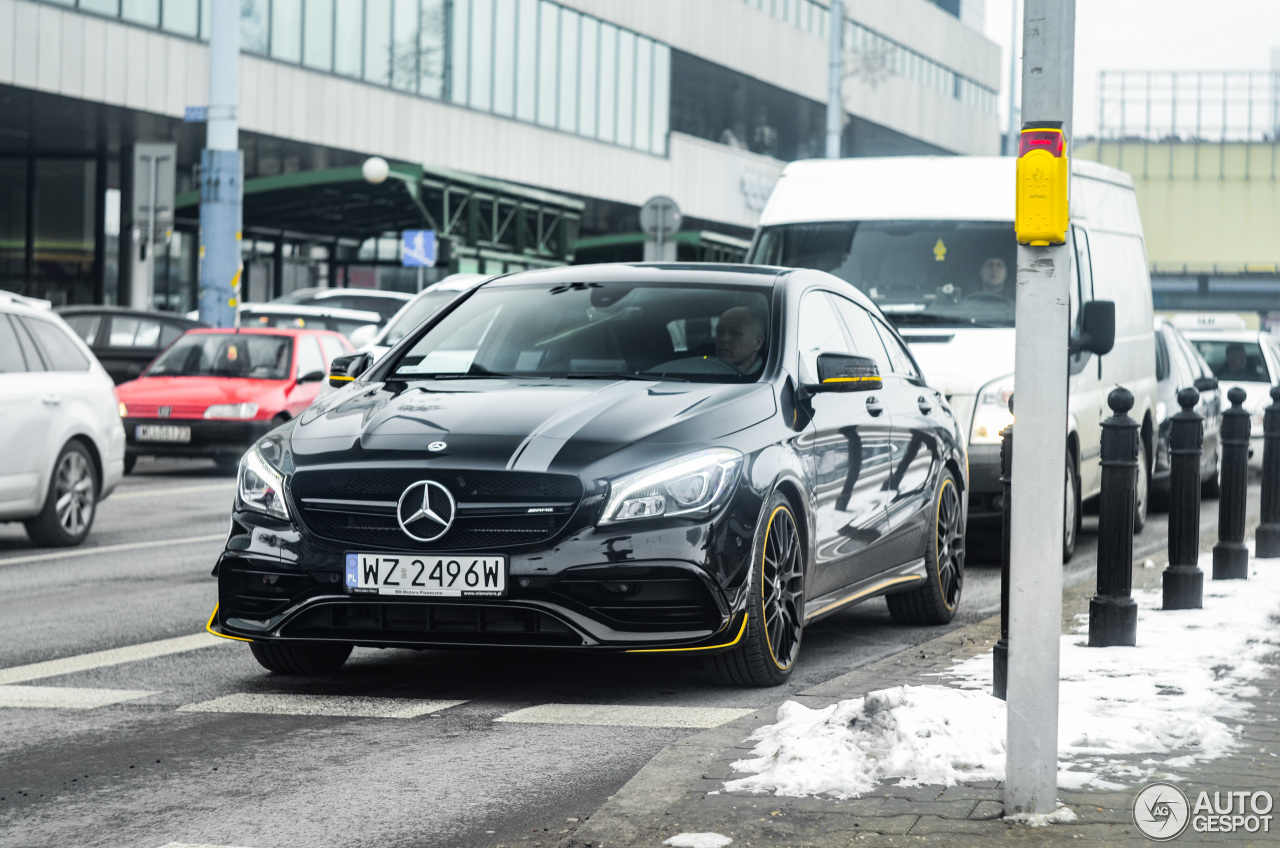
886;470;964;626
706;492;805;687
25;441;99;548
1202;467;1221;499
1062;451;1080;563
249;642;353;675
1133;438;1151;533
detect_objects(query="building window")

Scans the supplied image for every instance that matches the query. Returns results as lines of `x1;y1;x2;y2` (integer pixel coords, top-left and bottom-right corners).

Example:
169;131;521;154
271;0;303;64
334;0;364;78
303;0;335;71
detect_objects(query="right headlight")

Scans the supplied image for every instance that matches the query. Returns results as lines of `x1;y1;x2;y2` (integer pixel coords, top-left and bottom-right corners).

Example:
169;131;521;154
970;376;1015;445
599;449;743;525
237;443;290;521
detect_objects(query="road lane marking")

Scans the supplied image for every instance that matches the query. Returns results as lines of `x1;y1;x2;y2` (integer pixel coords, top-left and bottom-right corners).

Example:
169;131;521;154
112;483;236;500
494;704;754;728
178;693;467;719
0;633;225;685
0;685;160;709
0;534;226;567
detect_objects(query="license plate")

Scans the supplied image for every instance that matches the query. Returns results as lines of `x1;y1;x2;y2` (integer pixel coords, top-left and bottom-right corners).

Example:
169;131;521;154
135;424;192;443
345;553;507;598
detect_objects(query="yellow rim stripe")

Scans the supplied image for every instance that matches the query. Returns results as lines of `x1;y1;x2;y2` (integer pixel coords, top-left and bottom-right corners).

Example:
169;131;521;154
205;603;254;642
625;613;748;653
937;479;958;612
760;505;792;671
805;576;924;620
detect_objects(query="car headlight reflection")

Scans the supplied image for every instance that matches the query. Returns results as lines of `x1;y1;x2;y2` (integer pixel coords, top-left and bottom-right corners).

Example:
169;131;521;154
237;444;290;521
600;449;743;524
970;377;1015;445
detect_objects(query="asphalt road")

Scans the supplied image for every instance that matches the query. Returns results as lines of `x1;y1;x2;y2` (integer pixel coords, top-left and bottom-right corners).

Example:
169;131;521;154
0;456;1256;848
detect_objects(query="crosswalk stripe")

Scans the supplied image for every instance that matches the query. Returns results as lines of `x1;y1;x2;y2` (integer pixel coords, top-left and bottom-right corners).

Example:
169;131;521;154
177;693;467;719
112;483;236;500
0;685;160;709
494;703;754;728
0;534;226;567
0;633;226;685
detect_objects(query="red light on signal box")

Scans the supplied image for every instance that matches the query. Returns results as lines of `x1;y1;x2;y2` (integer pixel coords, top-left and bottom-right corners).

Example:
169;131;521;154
1018;130;1065;157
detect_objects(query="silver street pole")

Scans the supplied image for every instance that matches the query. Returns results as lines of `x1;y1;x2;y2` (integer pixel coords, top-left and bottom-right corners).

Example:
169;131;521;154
198;0;242;328
826;0;843;159
1005;0;1019;155
1005;0;1075;818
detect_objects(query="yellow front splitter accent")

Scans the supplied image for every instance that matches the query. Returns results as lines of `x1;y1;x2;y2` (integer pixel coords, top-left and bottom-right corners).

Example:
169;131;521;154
206;603;254;642
624;613;748;654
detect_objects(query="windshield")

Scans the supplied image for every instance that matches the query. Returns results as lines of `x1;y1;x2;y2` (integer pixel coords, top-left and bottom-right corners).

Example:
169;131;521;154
146;334;294;379
751;221;1017;328
383;291;459;345
1191;339;1270;383
388;282;771;383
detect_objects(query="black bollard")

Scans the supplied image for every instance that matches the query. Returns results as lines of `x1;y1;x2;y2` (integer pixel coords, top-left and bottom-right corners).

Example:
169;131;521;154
1089;387;1139;647
993;409;1012;700
1163;388;1205;609
1213;387;1251;579
1256;386;1280;558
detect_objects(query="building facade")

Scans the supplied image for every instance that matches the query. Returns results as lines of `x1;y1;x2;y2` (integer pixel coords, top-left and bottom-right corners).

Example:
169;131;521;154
0;0;1001;310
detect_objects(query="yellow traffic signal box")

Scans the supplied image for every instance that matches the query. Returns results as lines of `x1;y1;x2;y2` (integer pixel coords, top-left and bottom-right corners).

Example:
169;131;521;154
1015;122;1068;246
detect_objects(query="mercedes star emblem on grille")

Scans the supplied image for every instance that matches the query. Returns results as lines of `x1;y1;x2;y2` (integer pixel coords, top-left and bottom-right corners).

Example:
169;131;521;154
396;479;456;542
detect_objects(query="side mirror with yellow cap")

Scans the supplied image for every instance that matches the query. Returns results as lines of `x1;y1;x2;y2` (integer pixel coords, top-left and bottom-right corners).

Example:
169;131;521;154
810;353;882;393
328;352;372;388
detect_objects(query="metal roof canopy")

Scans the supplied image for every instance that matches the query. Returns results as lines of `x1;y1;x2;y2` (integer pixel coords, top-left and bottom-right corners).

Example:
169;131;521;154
175;162;584;264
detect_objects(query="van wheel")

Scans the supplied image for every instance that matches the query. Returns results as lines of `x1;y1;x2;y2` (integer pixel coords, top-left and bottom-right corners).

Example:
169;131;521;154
886;470;964;625
707;493;805;687
1133;439;1150;533
25;441;99;548
249;642;352;675
1063;451;1080;562
1202;463;1221;499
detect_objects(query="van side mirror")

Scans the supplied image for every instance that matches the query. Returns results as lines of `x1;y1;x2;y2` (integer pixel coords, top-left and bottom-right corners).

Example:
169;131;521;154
1194;376;1219;392
808;353;882;393
1070;300;1115;356
329;352;372;387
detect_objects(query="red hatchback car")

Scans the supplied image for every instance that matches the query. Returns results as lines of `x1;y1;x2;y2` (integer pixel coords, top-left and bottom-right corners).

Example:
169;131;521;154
116;328;352;472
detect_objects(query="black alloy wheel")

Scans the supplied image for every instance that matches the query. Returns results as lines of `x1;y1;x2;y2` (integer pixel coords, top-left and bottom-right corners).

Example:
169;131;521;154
707;491;805;687
887;470;964;625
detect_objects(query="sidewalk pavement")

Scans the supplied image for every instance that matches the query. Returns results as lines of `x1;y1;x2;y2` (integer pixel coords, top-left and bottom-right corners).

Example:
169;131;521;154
560;529;1280;848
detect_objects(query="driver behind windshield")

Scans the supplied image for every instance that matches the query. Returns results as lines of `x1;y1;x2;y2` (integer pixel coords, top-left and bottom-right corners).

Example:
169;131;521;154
976;256;1010;299
714;306;766;375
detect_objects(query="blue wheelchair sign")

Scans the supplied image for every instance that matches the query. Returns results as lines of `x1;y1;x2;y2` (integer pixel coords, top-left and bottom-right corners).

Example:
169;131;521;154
402;230;436;267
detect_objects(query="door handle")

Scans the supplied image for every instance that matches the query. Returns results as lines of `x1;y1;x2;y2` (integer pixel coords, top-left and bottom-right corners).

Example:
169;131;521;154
917;395;932;414
41;395;62;406
866;396;884;416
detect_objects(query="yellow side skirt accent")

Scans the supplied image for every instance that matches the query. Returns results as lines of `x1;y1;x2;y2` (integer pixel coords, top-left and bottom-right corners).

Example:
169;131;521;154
206;603;254;642
624;613;748;654
805;575;924;620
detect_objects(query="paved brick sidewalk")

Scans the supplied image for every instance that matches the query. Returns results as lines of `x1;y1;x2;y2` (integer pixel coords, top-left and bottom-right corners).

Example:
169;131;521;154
563;537;1280;848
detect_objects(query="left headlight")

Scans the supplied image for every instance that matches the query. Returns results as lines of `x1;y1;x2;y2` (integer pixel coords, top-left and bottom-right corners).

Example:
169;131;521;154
206;402;259;420
599;448;743;525
238;444;290;521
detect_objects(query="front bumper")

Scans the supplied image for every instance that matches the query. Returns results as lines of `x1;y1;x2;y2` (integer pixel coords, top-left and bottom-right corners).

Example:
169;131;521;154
124;417;277;459
963;444;1002;520
211;492;762;653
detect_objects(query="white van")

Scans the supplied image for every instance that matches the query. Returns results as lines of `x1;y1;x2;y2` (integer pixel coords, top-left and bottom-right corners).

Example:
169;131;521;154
748;156;1157;559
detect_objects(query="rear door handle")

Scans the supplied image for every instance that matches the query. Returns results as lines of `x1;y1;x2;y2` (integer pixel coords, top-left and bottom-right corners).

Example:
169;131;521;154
918;395;932;414
41;395;62;406
866;396;884;416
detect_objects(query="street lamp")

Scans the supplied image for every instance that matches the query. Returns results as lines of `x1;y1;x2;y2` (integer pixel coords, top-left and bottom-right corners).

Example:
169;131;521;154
362;157;390;185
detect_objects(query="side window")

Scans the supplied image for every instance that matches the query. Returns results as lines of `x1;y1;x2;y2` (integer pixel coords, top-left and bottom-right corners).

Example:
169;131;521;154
19;316;90;371
830;295;892;376
296;336;326;378
0;315;29;373
108;316;140;347
873;320;920;378
159;322;186;347
797;292;851;381
318;334;347;366
12;316;47;371
1072;226;1094;332
63;314;101;346
133;319;162;348
1154;331;1170;382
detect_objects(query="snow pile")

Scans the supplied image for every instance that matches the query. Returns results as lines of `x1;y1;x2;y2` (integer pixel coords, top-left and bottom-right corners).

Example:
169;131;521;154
1004;805;1078;827
726;549;1280;798
725;686;1005;798
663;833;732;848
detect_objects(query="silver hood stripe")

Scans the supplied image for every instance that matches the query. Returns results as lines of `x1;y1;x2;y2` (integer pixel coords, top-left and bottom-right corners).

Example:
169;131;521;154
505;380;630;472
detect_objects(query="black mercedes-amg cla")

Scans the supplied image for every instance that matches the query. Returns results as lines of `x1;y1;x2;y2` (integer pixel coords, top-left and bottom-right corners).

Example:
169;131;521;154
209;263;967;686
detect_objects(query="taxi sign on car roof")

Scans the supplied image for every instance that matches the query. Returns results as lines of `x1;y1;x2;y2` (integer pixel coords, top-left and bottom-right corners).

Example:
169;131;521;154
1170;313;1249;331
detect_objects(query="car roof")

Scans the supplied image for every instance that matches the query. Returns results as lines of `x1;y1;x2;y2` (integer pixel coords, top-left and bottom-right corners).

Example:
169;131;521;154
1180;329;1269;343
237;302;383;321
0;291;55;315
56;305;207;325
186;327;335;338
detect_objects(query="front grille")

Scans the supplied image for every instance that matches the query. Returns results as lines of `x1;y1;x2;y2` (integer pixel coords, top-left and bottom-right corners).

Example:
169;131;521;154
552;565;721;631
281;601;583;646
291;466;583;550
125;403;206;419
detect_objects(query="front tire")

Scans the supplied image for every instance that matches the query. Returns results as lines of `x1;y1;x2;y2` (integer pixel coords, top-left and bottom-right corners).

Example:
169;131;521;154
249;642;353;675
1133;438;1150;533
25;441;99;547
707;493;805;687
1063;451;1080;562
887;471;964;625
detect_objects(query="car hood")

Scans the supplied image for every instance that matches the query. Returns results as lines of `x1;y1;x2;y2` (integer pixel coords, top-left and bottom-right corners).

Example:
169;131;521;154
899;327;1015;398
290;378;777;473
116;376;287;406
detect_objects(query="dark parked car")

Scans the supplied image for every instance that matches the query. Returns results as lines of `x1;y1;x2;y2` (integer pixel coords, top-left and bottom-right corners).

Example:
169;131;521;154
1152;318;1222;503
209;264;968;686
58;306;206;384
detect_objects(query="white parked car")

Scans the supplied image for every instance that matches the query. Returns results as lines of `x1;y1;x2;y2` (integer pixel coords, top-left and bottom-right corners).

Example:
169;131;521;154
0;293;125;546
358;274;490;362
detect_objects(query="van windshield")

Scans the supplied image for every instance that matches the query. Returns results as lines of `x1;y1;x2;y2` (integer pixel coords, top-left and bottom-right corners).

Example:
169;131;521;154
751;221;1017;328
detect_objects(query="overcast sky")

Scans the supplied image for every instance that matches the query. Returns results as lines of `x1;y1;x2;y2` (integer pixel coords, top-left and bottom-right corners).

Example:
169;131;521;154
983;0;1280;138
